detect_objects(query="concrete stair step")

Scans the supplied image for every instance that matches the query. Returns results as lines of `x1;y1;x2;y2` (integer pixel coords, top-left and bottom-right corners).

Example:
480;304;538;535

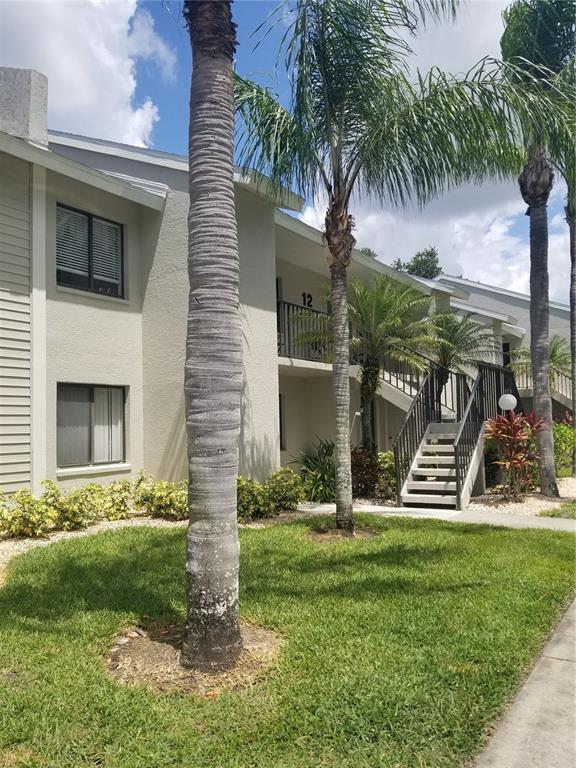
412;467;456;477
421;444;455;454
401;493;458;506
416;455;455;465
407;481;456;492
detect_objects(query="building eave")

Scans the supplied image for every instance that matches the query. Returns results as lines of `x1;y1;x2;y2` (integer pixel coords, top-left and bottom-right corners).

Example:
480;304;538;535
1;131;165;211
48;130;303;212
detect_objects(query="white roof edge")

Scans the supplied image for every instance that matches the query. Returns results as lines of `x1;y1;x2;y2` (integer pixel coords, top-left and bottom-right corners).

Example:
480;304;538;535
48;130;303;212
502;323;526;339
437;274;569;312
1;131;165;211
451;298;517;324
273;210;456;296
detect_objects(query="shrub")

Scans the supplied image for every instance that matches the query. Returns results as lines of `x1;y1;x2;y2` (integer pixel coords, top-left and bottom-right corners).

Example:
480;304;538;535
41;480;99;531
351;447;380;497
265;468;305;511
0;489;57;538
100;480;132;521
237;476;275;521
297;438;336;503
553;421;575;474
484;410;544;500
133;471;187;520
375;451;396;500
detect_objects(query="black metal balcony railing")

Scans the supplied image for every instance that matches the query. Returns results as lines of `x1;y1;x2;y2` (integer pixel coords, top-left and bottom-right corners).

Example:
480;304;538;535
277;300;329;362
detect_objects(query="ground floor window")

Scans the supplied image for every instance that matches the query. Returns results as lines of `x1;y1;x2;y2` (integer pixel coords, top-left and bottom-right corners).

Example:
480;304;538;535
57;384;125;467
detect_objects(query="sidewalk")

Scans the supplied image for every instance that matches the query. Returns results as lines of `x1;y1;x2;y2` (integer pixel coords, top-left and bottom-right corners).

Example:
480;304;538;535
298;503;576;532
474;600;576;768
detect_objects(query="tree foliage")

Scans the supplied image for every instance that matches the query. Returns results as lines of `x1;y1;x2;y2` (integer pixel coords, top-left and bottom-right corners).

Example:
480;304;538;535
392;246;443;278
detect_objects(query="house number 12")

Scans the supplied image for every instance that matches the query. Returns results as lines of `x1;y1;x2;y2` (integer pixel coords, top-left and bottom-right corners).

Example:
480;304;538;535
302;293;313;307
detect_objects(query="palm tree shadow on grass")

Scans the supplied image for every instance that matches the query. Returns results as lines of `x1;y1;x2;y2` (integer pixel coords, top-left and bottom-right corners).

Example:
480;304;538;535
0;520;513;630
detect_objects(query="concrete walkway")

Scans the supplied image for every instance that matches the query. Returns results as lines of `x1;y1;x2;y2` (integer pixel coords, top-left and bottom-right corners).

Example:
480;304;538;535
298;503;576;532
474;600;576;768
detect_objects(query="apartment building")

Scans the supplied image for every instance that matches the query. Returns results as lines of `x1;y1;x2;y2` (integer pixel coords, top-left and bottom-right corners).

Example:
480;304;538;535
0;68;571;508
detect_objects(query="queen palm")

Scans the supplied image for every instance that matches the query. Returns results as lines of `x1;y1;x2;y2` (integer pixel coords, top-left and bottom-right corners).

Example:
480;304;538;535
181;0;242;670
236;0;567;532
501;0;574;497
348;276;433;452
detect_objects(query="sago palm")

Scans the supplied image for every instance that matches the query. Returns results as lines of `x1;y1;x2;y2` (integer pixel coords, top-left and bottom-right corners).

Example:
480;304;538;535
236;0;570;531
501;0;575;497
182;0;242;671
348;276;433;452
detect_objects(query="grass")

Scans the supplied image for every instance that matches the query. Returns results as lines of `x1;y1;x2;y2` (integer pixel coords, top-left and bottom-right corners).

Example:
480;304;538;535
540;501;576;519
0;515;574;768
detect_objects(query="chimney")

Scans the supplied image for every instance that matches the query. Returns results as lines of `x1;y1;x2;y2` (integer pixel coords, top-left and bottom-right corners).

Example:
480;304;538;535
0;68;48;146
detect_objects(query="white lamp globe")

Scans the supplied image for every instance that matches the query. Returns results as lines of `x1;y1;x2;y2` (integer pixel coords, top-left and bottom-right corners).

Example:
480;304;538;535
498;393;517;412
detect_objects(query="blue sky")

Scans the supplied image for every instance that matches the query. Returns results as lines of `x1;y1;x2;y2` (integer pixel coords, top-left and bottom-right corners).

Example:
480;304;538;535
135;1;290;156
0;0;570;303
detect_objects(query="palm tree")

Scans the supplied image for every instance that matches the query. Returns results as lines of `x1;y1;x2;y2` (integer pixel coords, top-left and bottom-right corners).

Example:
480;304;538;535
549;60;576;474
512;335;571;373
181;0;242;671
236;0;567;532
500;0;574;497
348;276;433;451
429;313;497;403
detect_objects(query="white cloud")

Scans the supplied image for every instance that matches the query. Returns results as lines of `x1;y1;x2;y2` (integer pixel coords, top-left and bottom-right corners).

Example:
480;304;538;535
0;0;175;147
300;0;572;307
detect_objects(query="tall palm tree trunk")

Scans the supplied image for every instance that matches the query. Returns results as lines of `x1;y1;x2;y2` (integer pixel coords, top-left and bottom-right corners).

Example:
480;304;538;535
181;0;242;671
567;198;576;476
326;201;354;532
520;146;559;498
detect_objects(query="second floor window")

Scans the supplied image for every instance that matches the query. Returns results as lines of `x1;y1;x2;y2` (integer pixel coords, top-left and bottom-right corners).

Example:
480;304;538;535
56;204;123;298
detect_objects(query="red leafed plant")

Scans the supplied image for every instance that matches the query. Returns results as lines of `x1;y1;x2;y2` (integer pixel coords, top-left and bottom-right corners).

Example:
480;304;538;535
484;410;545;500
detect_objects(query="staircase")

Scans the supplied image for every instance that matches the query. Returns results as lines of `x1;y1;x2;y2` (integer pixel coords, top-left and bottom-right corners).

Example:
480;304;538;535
393;362;522;510
402;427;458;507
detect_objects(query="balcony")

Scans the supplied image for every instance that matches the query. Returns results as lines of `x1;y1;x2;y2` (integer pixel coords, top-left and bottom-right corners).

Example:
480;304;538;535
277;300;329;363
512;362;572;409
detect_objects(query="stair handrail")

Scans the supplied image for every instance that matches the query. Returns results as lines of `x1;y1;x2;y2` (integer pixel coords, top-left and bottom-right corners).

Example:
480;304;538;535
453;372;484;509
393;369;441;505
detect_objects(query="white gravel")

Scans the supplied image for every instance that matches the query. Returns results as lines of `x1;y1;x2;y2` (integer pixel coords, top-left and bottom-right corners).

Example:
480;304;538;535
469;477;576;517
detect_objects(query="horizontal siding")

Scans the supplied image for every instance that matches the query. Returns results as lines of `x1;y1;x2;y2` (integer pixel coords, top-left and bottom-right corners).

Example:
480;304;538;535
0;152;31;491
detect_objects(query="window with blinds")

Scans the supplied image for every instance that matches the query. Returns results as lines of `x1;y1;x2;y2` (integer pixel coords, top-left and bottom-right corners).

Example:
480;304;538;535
57;384;125;467
56;205;124;297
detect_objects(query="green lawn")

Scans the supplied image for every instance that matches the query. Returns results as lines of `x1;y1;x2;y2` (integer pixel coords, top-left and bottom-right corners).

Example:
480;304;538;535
540;501;576;519
0;516;574;768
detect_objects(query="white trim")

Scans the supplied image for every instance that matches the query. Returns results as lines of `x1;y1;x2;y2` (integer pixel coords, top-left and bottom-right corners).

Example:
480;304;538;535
450;299;517;324
30;164;47;493
437;274;569;313
56;463;132;479
458;430;485;510
48;130;303;212
0;131;165;211
55;285;130;305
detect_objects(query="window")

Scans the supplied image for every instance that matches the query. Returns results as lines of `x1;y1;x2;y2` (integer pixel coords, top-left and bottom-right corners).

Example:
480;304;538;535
57;384;125;467
56;204;124;297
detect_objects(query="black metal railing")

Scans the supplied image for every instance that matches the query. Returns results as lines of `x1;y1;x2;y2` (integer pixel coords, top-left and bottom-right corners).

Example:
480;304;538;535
393;370;441;505
479;361;524;415
453;373;485;509
277;300;329;362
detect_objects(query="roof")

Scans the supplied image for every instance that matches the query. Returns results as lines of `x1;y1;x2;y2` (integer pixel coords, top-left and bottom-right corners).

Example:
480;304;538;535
436;274;569;313
0;130;165;211
274;210;453;297
450;298;517;324
48;130;304;213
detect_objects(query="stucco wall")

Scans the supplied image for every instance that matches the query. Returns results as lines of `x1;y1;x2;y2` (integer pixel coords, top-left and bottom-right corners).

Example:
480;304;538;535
142;187;280;483
44;170;155;488
277;259;330;312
